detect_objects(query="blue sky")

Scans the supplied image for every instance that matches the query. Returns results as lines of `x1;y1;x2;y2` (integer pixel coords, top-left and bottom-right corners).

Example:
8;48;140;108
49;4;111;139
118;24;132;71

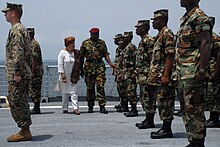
0;0;220;60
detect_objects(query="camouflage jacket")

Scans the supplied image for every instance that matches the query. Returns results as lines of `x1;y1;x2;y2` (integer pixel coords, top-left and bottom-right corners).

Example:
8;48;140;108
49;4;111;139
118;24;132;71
208;32;220;76
118;43;137;80
176;7;211;80
148;26;175;86
5;22;31;81
80;38;109;73
29;38;43;77
114;47;123;76
136;33;154;83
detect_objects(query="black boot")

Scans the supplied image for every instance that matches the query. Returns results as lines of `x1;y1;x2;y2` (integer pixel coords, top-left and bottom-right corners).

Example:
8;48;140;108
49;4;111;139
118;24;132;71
124;104;138;117
31;102;41;114
151;120;173;139
206;112;220;128
135;113;155;129
116;101;129;112
100;106;108;114
185;138;205;147
88;106;93;113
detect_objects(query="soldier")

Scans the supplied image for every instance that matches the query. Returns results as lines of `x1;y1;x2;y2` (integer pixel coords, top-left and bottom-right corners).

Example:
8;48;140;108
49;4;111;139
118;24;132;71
113;34;129;112
176;0;212;146
119;31;138;117
2;2;32;142
80;28;115;114
134;20;156;129
148;9;175;139
27;28;43;114
205;17;220;128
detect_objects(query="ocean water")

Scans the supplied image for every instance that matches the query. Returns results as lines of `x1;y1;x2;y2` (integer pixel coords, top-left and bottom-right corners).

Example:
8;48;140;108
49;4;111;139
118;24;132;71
0;60;120;98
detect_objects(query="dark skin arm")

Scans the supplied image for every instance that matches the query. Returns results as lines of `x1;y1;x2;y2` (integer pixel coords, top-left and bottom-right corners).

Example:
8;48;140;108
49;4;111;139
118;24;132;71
105;54;116;69
161;53;174;85
195;31;211;81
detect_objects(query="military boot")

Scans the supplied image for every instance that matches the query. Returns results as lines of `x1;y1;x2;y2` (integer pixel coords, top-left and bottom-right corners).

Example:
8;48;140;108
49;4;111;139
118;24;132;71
100;106;108;114
135;113;155;129
116;101;129;112
185;138;205;147
88;106;93;113
124;104;138;117
206;112;220;128
151;120;173;139
31;102;41;114
7;127;32;142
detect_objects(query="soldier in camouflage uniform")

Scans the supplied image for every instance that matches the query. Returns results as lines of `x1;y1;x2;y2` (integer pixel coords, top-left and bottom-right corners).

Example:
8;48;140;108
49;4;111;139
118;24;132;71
205;17;220;128
119;31;138;117
80;28;115;114
27;28;43;114
176;0;212;146
134;20;156;129
113;34;129;112
148;9;175;139
2;3;32;142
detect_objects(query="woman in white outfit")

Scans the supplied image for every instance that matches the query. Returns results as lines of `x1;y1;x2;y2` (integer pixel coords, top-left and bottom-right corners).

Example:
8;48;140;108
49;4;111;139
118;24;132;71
58;36;80;115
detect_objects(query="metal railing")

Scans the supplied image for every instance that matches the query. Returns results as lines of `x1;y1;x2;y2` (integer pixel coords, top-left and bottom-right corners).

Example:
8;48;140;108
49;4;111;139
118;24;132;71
0;65;120;101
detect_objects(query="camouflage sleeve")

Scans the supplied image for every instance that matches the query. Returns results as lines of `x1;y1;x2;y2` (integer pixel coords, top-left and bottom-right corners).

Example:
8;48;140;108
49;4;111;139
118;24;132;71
32;42;40;60
213;32;220;50
194;15;211;33
102;41;110;57
11;31;26;75
80;41;86;58
164;30;175;55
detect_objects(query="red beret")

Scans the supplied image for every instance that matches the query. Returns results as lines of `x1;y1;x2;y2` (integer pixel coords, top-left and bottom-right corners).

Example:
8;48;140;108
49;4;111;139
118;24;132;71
89;28;99;33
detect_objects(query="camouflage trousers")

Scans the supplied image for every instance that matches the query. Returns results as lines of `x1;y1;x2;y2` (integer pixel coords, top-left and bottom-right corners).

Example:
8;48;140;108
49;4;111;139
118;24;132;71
8;80;32;128
154;85;175;121
181;79;206;141
85;72;106;107
116;79;128;104
175;80;185;113
124;78;138;105
205;81;220;112
139;84;156;114
30;76;42;103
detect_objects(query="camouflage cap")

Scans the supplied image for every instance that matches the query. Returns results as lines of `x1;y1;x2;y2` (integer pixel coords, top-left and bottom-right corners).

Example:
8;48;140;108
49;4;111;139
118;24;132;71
113;33;123;39
135;20;150;27
151;9;168;20
2;2;22;13
27;28;35;34
123;31;133;37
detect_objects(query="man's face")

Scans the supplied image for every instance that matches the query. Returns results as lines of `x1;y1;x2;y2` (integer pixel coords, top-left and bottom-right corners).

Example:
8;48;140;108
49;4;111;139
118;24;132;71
136;25;146;36
90;32;99;41
4;10;14;22
114;38;121;46
152;18;160;30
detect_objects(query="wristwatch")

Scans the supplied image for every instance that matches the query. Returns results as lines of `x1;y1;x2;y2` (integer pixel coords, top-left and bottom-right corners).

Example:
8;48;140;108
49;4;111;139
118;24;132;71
198;68;205;74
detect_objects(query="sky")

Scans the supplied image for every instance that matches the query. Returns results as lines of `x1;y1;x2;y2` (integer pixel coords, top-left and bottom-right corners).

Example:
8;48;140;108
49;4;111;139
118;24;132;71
0;0;220;61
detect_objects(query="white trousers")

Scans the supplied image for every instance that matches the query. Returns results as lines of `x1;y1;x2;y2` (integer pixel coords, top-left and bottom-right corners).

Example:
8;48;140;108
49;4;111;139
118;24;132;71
62;92;79;110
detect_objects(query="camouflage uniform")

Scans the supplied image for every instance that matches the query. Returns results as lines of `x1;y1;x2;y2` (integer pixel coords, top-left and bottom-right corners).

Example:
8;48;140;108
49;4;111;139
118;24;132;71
148;26;175;121
136;33;155;114
29;35;43;103
5;22;32;128
80;38;109;107
114;34;128;110
176;7;212;142
120;42;137;106
206;32;220;112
